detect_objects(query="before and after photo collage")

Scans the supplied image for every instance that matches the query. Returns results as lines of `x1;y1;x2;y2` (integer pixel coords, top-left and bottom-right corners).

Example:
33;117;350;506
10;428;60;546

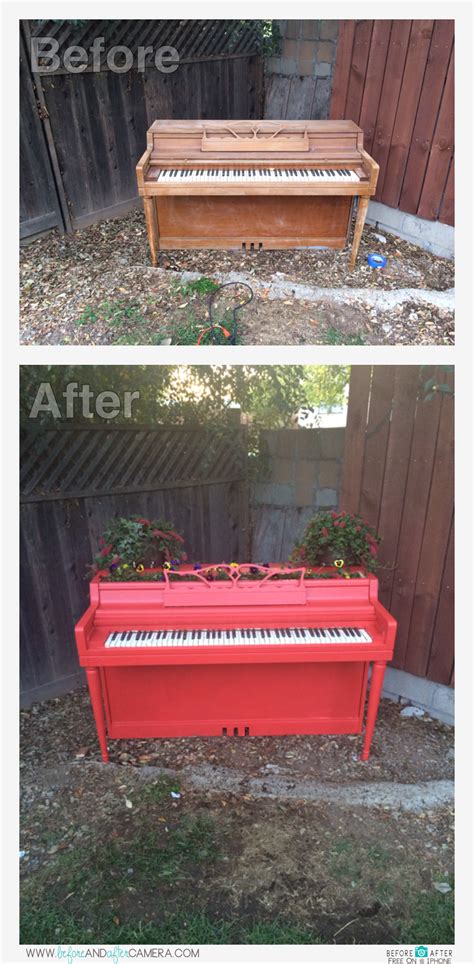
3;9;469;964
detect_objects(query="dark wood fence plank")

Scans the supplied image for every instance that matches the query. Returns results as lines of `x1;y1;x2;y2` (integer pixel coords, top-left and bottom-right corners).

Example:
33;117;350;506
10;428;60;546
399;20;454;215
358;20;392;156
344;20;374;124
358;367;396;529
376;368;420;609
330;20;355;118
417;48;454;221
381;21;434;209
438;158;454;226
340;366;371;513
372;21;412;199
427;514;454;685
404;390;454;678
389;381;443;670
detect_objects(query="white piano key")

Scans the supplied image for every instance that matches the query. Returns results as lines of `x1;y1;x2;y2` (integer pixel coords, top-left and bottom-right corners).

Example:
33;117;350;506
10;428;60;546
104;627;373;648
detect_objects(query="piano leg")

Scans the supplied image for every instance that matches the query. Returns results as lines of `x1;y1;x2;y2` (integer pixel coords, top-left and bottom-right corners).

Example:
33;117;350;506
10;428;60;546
360;660;386;761
350;197;369;269
143;197;160;267
86;668;109;762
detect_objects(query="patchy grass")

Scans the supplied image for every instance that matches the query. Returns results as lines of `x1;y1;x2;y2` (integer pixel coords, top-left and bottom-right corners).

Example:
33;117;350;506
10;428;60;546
178;277;220;297
72;280;242;345
325;326;366;345
399;887;454;945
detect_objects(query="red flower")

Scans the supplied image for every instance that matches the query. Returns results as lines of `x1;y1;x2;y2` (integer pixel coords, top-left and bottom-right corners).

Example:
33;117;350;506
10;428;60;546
331;512;338;519
167;530;184;543
369;545;378;558
137;518;150;526
100;545;113;556
339;521;346;529
333;521;339;527
152;529;166;538
321;527;329;538
355;526;361;532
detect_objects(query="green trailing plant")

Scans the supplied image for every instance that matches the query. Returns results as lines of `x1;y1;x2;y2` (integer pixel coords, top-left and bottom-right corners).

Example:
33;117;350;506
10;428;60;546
93;516;186;579
291;510;381;573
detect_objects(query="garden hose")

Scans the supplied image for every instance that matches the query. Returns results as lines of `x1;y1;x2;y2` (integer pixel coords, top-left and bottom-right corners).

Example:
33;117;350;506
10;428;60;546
197;281;254;345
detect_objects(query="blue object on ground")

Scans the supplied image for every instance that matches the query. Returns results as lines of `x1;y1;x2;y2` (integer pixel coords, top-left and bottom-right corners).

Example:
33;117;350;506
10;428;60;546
367;253;387;268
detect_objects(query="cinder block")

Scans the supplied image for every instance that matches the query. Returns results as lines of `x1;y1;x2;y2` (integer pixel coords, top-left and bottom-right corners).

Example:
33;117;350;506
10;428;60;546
319;21;338;41
253;482;295;507
272;457;295;485
296;458;316;490
283;39;298;60
299;40;317;63
295;482;314;507
316;41;335;63
295;430;318;458
276;429;298;458
265;56;281;75
299;59;314;77
316;488;338;507
301;21;319;40
318;428;345;459
314;61;331;78
318;460;340;488
285;20;302;40
262;430;280;457
280;58;298;76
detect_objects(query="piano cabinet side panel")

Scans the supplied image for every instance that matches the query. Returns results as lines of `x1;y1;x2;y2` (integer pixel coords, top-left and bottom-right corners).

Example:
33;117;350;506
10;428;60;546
102;662;367;738
154;195;352;250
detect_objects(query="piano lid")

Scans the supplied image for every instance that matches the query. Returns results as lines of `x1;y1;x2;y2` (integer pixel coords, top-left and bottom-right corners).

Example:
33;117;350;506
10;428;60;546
147;119;365;161
90;564;378;610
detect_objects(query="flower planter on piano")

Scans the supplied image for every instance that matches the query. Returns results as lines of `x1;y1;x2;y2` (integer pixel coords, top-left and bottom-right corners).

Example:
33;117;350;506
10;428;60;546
136;120;379;269
75;564;396;763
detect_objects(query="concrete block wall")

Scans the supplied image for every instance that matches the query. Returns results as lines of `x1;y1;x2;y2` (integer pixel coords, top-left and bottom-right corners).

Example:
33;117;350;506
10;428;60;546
252;427;344;561
264;21;338;120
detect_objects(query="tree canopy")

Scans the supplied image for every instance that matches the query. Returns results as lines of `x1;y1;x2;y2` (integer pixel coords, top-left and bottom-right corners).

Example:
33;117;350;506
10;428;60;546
21;365;349;429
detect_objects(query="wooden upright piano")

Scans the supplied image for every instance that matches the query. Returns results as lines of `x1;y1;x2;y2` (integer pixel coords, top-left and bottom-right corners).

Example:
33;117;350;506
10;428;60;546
75;564;396;762
136;120;379;269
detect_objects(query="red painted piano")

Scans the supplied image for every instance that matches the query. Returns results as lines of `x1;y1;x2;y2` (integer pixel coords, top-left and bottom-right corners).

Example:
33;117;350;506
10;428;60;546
75;564;397;762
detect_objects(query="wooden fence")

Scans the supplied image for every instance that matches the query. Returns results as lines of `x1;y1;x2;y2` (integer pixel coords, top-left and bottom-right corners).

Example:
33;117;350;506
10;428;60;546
341;366;454;686
20;424;249;704
330;20;454;224
20;20;265;237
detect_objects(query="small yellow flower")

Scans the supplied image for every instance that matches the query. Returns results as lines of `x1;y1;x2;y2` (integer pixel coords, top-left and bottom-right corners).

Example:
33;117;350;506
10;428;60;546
122;564;129;570
163;561;171;570
230;562;239;568
136;564;145;572
334;559;344;569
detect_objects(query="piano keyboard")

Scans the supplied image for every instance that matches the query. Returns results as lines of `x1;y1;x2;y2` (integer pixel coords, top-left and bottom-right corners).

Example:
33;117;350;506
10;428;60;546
156;168;360;185
105;627;372;648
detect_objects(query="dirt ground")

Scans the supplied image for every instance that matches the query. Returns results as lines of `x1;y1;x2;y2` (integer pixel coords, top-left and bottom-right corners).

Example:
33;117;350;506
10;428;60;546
20;211;454;346
20;689;454;945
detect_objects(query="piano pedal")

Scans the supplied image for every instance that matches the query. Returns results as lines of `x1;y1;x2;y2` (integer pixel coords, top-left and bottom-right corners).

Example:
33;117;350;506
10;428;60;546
242;242;263;253
221;726;250;736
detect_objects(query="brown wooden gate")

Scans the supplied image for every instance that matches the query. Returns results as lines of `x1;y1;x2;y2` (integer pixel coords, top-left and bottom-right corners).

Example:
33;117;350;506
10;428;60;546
341;366;454;685
330;20;454;224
